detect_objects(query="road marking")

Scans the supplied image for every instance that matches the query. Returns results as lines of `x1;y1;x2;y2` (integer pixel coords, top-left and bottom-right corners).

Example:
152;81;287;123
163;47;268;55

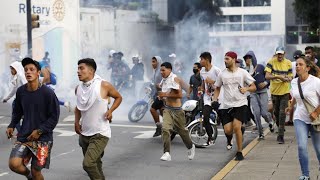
133;131;155;139
0;116;4;119
0;172;9;177
52;149;76;159
54;128;76;136
62;115;75;122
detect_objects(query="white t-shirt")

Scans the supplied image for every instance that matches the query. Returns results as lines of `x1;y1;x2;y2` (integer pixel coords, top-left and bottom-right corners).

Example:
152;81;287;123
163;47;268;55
290;75;320;124
200;66;221;106
215;68;255;109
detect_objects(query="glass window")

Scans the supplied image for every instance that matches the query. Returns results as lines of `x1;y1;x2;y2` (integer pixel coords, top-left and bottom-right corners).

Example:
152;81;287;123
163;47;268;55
243;23;271;31
302;33;320;43
216;24;242;32
243;0;271;6
244;15;271;22
220;0;241;7
220;15;242;23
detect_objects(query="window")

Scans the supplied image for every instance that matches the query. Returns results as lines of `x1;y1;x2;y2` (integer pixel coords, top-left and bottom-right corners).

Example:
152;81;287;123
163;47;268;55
220;15;242;23
243;14;271;31
217;15;242;32
220;0;242;7
216;24;242;32
243;15;271;22
244;23;271;31
286;26;299;44
243;0;271;6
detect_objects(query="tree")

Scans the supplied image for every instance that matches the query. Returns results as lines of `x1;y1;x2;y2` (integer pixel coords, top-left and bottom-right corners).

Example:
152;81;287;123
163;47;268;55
183;0;223;25
293;0;320;29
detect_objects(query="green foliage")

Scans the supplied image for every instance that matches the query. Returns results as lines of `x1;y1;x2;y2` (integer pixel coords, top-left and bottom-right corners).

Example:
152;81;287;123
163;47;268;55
293;0;320;29
183;0;223;25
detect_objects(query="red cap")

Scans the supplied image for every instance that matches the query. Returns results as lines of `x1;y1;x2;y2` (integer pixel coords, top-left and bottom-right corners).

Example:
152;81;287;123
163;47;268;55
225;51;237;60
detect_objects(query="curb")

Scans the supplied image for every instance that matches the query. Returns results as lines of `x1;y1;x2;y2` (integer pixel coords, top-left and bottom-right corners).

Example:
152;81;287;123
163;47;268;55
211;128;271;180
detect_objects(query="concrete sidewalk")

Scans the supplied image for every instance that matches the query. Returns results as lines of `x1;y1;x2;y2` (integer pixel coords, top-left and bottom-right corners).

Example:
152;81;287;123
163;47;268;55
214;126;319;180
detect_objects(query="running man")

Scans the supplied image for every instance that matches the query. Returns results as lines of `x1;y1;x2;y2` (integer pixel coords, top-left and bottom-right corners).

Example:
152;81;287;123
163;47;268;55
7;57;60;180
75;58;122;180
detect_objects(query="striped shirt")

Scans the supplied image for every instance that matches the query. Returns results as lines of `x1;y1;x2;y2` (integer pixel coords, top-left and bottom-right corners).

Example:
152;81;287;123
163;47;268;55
265;57;292;95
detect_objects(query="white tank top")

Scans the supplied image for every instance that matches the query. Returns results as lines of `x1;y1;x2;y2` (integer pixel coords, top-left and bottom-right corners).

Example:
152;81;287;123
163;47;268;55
80;81;111;138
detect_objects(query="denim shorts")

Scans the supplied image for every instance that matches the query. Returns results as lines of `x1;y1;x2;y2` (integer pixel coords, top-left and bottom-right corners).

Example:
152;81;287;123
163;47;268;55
10;141;52;171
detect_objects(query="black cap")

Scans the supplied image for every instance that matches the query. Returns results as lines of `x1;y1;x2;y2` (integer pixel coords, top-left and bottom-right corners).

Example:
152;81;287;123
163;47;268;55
293;50;305;59
22;57;41;71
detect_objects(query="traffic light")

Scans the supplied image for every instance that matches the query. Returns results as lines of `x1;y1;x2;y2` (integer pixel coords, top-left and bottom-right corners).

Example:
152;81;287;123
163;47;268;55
31;14;40;29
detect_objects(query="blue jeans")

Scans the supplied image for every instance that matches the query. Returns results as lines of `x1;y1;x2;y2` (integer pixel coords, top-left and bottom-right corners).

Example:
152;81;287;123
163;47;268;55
294;119;320;177
250;92;272;135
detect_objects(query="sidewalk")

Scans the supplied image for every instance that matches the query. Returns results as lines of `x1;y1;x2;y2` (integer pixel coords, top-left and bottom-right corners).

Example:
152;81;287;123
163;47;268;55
214;126;319;180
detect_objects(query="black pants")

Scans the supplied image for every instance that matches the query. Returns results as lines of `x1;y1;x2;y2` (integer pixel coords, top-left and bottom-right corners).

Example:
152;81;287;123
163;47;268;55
203;105;213;139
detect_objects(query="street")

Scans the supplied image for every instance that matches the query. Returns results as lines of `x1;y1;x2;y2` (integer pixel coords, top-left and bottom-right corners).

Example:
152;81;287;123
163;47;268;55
0;102;256;180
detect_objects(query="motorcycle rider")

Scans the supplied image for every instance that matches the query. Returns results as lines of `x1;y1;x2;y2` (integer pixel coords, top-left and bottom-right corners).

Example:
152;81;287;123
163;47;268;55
199;52;221;146
150;56;164;137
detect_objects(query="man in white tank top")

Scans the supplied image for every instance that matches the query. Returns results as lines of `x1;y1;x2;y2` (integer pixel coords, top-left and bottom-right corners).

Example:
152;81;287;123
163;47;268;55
74;58;122;180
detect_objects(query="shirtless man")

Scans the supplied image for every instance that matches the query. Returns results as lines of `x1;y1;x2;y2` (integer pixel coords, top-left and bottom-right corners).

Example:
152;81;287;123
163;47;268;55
158;62;195;161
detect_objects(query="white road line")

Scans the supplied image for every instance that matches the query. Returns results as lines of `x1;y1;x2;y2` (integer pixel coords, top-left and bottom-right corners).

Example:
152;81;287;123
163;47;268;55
0;123;156;129
0;116;4;119
53;128;77;136
0;172;9;177
62;115;75;122
52;149;76;159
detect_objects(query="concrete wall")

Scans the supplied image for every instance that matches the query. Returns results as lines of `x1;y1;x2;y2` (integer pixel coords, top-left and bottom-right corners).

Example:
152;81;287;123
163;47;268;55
0;0;80;84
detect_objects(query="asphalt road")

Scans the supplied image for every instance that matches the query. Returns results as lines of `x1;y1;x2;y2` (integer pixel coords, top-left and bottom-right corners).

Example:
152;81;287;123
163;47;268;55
0;101;256;180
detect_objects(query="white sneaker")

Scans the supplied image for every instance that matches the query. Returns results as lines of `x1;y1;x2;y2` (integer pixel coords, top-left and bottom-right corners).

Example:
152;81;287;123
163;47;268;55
187;144;195;160
64;101;71;112
160;152;171;161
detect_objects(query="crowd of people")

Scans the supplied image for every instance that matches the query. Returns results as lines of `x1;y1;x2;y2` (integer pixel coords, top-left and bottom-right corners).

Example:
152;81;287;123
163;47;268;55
2;45;320;180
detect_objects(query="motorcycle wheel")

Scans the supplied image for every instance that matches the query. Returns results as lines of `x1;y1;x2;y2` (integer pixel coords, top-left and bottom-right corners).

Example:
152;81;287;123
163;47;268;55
188;121;218;148
128;103;148;122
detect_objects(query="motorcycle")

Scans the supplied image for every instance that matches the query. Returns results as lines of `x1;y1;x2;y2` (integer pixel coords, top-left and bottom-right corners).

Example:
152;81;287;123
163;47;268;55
175;94;218;148
128;82;154;122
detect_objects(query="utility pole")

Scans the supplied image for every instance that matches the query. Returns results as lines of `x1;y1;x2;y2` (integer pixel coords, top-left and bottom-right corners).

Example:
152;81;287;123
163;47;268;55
26;0;32;57
26;0;40;57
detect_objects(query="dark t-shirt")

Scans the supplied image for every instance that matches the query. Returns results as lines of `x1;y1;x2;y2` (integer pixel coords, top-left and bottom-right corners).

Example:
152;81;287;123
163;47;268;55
189;73;202;100
8;84;60;143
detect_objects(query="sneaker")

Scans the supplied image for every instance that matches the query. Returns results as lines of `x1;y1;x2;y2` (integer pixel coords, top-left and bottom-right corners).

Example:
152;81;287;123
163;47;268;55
258;134;264;140
269;123;274;133
203;137;215;146
153;127;162;137
187;144;195;160
160;152;171;161
277;135;284;144
299;176;310;180
64;101;71;112
234;151;244;161
226;142;233;150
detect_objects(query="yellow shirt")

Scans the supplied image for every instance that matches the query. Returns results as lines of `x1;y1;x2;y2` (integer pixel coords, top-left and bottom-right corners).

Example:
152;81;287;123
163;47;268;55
265;57;292;95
